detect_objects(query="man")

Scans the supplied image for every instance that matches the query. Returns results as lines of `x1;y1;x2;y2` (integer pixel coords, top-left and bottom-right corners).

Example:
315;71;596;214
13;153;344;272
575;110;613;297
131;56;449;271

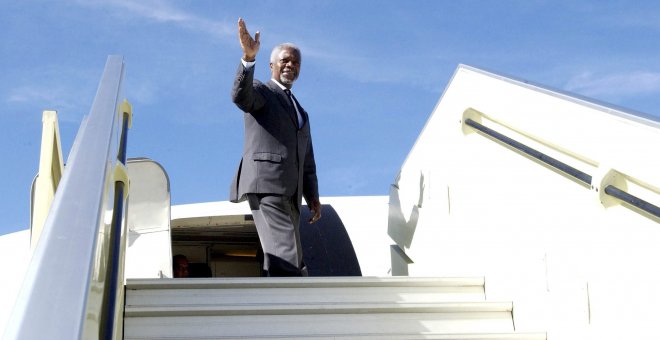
173;254;189;278
230;18;322;277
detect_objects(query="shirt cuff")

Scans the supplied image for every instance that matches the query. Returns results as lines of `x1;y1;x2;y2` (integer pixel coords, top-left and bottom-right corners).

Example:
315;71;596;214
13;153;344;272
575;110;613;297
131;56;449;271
241;59;256;69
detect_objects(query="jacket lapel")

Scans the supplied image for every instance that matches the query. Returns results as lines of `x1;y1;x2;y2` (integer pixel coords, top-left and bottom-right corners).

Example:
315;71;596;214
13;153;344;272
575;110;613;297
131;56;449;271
268;80;299;128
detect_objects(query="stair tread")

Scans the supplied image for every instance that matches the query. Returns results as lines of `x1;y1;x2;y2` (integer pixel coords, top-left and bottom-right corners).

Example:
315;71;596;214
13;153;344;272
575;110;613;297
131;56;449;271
124;312;515;338
122;276;546;339
125;332;546;340
126;276;485;290
125;301;513;317
126;285;486;306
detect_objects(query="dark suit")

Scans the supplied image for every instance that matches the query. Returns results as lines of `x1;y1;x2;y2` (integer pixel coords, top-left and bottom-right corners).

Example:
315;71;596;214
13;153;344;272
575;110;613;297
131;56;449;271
230;62;319;276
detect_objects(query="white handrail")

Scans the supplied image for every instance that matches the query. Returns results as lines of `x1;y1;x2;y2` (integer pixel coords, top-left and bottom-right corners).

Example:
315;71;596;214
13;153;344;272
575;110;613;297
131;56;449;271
4;56;128;340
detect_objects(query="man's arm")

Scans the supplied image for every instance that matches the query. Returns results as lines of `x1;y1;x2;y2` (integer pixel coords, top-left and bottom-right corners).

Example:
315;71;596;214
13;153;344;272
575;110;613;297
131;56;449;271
231;18;265;113
231;63;265;113
303;137;321;223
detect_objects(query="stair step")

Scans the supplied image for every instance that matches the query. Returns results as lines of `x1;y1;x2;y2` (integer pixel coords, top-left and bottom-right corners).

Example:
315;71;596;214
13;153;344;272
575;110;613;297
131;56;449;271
124;310;514;338
125;333;545;340
246;334;547;340
126;277;486;307
127;286;485;306
123;276;546;339
127;276;486;289
125;302;512;317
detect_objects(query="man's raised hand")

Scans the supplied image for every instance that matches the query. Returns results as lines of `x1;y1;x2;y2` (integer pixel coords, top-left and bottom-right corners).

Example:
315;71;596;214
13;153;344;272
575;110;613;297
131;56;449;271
238;18;260;62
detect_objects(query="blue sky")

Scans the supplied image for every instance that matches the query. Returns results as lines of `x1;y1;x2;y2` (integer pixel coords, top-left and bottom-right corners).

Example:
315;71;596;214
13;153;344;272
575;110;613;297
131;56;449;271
2;1;660;235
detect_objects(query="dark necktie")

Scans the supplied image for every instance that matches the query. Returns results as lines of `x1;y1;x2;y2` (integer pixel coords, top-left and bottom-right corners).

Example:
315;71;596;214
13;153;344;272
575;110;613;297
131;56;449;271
284;89;303;128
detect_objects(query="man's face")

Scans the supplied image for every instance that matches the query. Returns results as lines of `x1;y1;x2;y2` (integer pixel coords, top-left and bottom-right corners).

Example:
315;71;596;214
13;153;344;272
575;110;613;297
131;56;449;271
174;258;189;278
270;48;301;88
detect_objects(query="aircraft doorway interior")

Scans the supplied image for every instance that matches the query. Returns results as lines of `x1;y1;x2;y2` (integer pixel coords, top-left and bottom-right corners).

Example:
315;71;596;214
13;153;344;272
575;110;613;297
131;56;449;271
171;215;262;278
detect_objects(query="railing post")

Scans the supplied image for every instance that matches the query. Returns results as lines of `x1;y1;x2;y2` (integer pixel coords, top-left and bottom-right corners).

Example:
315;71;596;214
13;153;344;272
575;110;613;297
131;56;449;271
101;100;132;340
30;110;65;251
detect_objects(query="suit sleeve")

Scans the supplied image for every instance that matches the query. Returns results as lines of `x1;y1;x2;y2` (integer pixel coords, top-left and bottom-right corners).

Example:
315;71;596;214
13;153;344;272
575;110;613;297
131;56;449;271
302;133;320;205
231;63;266;113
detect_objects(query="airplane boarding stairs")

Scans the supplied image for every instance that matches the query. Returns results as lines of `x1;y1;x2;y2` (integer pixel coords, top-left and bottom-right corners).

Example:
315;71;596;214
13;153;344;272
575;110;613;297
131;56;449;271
10;56;657;339
123;276;546;339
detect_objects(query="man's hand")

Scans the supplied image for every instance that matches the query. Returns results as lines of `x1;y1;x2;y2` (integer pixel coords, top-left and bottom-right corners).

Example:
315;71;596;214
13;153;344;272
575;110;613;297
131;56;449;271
238;18;260;62
308;199;322;224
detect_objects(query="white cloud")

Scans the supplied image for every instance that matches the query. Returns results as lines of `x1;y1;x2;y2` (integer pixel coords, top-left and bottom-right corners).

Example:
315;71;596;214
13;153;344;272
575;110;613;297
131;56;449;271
8;86;71;107
303;46;441;91
7;87;51;104
77;0;233;39
2;61;102;118
565;71;660;98
129;80;158;105
6;85;87;122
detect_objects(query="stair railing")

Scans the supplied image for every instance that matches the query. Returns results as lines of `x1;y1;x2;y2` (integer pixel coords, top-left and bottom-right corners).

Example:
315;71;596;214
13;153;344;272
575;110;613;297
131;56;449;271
462;112;659;221
4;55;131;340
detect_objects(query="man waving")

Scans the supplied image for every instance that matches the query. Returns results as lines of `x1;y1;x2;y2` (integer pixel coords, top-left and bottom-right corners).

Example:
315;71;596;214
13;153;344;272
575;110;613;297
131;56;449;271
229;18;322;277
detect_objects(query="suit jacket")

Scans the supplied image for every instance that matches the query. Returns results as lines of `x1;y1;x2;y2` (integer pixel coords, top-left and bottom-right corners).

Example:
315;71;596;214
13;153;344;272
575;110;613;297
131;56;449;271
230;63;319;207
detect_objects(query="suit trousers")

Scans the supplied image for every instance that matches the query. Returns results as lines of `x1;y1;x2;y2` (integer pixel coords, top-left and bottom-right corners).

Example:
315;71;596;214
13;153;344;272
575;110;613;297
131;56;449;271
247;194;306;276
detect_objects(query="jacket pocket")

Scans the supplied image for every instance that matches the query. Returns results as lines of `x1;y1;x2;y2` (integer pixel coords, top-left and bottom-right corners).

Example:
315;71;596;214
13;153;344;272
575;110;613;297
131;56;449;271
253;152;282;163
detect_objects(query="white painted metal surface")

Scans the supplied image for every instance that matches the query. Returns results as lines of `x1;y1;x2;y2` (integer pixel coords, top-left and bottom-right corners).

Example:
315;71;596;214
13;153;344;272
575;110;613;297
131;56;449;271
124;277;544;339
127;276;486;305
126;158;173;279
30;110;65;250
389;64;660;340
0;230;30;336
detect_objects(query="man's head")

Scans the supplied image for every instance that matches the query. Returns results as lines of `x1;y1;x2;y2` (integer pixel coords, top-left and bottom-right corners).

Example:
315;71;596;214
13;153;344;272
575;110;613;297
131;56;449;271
270;43;301;89
173;254;189;278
